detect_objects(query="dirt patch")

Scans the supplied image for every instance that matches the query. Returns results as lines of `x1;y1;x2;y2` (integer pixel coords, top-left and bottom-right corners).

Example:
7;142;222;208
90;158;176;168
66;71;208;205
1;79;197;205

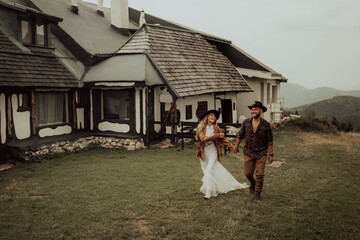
29;195;44;200
152;144;170;149
0;163;14;171
5;181;29;192
268;161;285;168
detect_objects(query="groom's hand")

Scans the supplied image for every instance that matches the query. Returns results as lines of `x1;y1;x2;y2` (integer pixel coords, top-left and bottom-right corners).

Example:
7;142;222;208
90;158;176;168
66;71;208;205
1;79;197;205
232;148;239;153
268;156;274;164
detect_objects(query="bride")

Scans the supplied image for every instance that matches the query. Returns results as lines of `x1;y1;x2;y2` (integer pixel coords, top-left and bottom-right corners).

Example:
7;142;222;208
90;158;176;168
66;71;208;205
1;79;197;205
196;110;248;199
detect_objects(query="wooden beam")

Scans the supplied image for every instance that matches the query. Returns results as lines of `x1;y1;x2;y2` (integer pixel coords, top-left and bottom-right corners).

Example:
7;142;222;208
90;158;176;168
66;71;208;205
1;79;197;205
171;101;178;144
158;98;177;134
7;95;12;138
73;91;77;129
31;90;36;135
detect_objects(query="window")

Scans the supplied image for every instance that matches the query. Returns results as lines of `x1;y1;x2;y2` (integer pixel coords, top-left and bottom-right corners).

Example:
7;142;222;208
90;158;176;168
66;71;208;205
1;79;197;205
21;20;31;44
186;105;192;120
102;90;130;121
20;18;47;46
36;92;68;126
20;93;30;108
196;101;208;119
36;24;45;46
260;82;264;103
267;83;271;104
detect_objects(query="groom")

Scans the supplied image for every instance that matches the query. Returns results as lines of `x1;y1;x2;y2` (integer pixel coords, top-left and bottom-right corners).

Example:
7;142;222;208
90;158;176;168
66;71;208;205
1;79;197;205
233;101;274;202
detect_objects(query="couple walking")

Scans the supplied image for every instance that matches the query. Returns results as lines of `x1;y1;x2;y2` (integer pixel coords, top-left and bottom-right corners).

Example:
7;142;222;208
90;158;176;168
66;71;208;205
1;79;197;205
196;101;274;202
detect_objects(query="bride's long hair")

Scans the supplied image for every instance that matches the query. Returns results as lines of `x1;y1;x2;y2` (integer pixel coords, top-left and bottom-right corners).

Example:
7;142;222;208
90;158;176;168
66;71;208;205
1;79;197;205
195;114;218;141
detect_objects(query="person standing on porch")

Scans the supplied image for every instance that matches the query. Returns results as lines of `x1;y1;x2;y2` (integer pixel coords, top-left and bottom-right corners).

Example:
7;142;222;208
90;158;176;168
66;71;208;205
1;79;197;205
233;101;274;202
196;110;248;199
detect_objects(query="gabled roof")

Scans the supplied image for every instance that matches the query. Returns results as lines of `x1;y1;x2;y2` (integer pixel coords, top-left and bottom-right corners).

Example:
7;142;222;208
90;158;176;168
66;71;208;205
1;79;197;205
26;0;285;81
0;29;78;88
0;0;62;23
117;24;253;97
30;0;134;54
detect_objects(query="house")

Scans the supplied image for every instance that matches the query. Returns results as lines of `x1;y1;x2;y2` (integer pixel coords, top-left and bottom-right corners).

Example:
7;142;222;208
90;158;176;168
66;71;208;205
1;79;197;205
235;53;287;123
25;0;255;136
84;24;253;139
0;0;286;160
0;0;79;158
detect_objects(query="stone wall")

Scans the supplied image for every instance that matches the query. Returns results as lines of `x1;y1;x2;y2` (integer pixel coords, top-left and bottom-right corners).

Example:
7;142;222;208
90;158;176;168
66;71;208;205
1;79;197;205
19;136;145;161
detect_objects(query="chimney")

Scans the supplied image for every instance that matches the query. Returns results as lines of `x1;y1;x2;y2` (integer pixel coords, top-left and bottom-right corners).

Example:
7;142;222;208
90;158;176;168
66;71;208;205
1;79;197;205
111;0;129;29
97;0;104;17
139;9;146;27
70;0;79;14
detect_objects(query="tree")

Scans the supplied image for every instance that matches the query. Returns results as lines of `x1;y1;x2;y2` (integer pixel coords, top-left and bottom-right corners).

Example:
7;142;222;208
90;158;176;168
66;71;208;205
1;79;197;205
345;121;353;132
331;116;339;129
339;122;347;132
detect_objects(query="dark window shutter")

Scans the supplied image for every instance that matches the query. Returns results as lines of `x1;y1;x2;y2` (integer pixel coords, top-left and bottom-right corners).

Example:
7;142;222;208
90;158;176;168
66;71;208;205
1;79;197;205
186;105;192;120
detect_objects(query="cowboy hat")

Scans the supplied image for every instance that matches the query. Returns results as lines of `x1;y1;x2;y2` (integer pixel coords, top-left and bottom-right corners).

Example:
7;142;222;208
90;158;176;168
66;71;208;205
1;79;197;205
199;109;220;121
248;101;267;113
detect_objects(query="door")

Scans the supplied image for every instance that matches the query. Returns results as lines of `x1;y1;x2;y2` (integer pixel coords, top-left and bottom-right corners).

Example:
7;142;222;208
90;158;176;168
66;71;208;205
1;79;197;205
221;99;232;123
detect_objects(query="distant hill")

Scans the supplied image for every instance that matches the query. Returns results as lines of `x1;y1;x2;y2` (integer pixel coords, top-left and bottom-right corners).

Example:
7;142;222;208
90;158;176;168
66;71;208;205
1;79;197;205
291;96;360;131
280;83;360;108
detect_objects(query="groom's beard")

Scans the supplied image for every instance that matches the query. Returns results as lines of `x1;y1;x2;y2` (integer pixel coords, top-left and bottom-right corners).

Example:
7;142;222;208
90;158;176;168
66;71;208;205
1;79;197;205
253;113;261;119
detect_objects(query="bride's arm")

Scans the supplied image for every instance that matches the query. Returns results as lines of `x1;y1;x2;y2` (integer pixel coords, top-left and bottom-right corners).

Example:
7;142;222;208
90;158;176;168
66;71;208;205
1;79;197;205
197;130;223;143
220;137;235;151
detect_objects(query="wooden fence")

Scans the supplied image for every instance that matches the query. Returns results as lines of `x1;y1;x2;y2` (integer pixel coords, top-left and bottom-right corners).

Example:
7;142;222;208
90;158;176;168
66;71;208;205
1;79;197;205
149;121;241;150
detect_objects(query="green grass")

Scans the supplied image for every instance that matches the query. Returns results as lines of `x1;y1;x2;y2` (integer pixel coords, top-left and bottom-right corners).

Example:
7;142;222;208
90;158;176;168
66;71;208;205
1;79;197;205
1;129;360;239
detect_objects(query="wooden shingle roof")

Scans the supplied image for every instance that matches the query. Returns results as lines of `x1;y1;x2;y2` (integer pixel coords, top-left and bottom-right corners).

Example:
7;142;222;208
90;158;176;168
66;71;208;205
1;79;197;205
118;24;253;97
0;30;78;88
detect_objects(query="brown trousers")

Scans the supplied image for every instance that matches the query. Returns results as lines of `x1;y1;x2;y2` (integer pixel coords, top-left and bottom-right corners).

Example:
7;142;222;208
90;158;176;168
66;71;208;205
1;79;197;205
244;155;267;193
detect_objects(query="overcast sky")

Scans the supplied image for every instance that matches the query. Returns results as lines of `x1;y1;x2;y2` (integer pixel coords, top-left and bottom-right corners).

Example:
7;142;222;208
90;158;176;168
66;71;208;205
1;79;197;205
84;0;360;91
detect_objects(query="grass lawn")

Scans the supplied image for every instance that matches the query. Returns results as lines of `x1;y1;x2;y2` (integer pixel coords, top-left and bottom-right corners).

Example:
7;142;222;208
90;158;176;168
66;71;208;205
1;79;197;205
1;128;359;239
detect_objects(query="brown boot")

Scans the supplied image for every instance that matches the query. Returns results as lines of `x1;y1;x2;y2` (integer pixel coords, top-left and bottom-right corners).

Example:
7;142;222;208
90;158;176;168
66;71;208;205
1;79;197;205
249;181;255;194
253;192;261;202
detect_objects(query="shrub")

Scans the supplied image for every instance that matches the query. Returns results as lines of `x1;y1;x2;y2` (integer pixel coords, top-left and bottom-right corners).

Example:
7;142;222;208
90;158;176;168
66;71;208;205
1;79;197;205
280;116;338;134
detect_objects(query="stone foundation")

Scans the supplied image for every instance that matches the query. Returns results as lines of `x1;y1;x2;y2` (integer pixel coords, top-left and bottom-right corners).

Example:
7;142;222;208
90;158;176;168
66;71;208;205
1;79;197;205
16;136;145;161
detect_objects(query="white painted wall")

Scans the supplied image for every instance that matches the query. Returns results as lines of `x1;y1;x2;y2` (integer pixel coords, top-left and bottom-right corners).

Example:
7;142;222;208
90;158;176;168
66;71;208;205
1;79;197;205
152;87;242;133
236;78;282;123
98;121;130;133
76;108;85;129
0;93;6;144
11;94;31;140
142;87;147;134
39;125;72;138
90;89;94;130
135;87;141;133
176;94;215;122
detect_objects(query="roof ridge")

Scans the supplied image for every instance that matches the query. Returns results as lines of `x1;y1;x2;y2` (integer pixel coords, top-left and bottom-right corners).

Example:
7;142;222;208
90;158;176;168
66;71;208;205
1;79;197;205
145;23;202;36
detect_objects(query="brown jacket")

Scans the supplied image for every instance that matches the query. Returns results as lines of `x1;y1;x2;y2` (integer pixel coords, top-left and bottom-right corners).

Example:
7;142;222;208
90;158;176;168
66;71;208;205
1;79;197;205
196;124;234;162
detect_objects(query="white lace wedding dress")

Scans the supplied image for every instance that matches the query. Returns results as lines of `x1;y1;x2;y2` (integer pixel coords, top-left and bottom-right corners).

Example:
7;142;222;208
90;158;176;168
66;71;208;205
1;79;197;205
200;125;249;199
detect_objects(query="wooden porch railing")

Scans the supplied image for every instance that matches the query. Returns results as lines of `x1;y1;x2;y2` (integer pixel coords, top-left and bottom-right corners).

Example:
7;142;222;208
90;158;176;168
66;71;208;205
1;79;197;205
149;121;241;150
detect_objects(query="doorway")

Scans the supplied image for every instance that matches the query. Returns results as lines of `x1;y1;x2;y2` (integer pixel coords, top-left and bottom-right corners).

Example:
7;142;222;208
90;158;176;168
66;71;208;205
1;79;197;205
221;99;232;123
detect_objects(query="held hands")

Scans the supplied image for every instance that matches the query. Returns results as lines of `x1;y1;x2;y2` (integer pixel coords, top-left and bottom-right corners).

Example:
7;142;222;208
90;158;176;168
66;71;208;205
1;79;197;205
219;133;225;138
268;155;274;164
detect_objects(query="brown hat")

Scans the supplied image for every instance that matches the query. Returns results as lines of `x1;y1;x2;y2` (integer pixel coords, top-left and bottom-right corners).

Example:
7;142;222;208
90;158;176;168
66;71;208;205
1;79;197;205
199;109;220;121
248;101;267;113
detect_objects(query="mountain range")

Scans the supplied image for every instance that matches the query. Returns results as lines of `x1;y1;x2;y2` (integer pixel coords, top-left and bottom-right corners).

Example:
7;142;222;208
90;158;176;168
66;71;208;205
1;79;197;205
280;83;360;108
291;96;360;131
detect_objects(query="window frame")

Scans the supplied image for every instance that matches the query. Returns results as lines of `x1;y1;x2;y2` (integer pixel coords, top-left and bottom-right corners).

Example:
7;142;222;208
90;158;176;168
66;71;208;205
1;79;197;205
35;91;69;127
185;105;192;120
18;16;48;47
100;89;132;123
